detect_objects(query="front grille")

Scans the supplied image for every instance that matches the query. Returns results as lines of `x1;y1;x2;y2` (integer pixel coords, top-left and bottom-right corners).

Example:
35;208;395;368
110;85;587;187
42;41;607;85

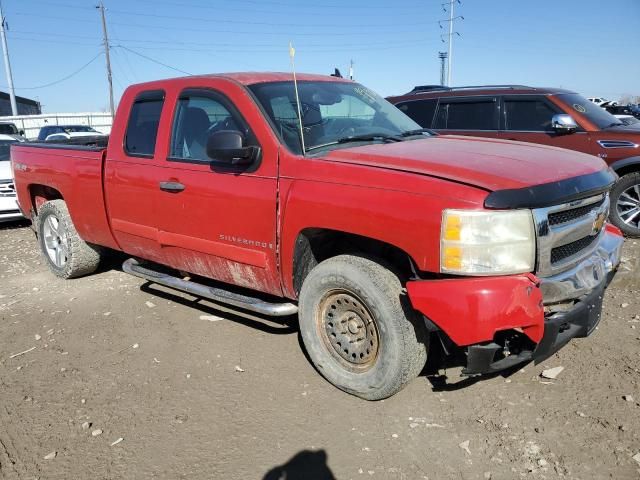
533;193;610;276
0;181;15;197
548;198;604;226
550;235;598;264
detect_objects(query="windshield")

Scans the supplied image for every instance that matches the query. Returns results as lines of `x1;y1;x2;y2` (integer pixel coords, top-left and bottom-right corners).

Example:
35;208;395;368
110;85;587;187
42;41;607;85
64;126;98;133
0;140;18;161
249;81;422;154
0;124;18;135
558;93;622;129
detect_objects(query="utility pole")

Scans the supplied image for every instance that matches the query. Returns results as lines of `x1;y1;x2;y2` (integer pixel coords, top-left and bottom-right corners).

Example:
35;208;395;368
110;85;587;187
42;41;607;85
0;1;18;116
440;1;463;86
97;2;114;117
446;0;454;86
438;52;448;86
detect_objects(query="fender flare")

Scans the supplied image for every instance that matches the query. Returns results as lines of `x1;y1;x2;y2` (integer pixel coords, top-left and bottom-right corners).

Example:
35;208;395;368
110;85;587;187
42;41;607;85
609;156;640;175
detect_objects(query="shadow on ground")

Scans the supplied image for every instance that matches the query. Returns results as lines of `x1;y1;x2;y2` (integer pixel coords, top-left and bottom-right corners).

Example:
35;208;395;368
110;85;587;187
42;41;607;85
263;450;335;480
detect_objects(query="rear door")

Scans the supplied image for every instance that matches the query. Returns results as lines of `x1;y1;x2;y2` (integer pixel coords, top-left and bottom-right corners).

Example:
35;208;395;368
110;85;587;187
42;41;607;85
104;90;168;263
499;95;592;153
156;86;281;296
432;96;500;139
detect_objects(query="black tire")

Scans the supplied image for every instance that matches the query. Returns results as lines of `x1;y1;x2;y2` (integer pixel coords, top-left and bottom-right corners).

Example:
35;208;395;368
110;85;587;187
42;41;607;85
610;173;640;237
298;254;428;400
37;200;101;279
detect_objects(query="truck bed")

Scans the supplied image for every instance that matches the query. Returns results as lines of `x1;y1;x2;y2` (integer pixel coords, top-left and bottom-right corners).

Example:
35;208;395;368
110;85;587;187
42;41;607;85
11;142;119;250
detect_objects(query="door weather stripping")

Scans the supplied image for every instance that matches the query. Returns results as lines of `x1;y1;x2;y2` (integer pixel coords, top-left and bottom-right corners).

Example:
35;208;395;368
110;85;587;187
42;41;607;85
122;258;298;316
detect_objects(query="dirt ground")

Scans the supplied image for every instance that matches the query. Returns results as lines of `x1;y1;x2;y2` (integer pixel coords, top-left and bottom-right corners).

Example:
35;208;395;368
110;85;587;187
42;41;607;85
1;220;639;480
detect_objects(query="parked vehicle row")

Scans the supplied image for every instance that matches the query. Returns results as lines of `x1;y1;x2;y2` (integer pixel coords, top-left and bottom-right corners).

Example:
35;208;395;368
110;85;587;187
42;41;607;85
0;134;24;223
10;73;624;399
387;85;640;236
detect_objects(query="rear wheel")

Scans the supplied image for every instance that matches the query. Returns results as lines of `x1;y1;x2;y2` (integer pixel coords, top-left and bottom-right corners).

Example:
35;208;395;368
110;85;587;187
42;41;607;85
37;200;101;279
298;254;428;400
610;173;640;237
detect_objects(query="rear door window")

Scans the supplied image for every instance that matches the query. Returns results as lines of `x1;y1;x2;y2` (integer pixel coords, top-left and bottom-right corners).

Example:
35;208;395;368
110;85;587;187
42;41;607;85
433;97;498;130
396;99;438;128
125;91;165;157
504;97;558;131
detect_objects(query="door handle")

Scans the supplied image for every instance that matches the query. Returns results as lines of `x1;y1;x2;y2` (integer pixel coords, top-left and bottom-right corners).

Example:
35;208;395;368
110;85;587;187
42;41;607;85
159;181;185;193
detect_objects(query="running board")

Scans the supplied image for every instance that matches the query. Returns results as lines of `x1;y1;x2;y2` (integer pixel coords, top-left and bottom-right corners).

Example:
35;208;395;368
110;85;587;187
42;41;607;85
122;258;298;317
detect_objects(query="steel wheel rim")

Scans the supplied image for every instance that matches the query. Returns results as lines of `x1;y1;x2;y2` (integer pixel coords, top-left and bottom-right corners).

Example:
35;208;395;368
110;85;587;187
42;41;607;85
316;290;380;372
616;183;640;228
43;214;69;268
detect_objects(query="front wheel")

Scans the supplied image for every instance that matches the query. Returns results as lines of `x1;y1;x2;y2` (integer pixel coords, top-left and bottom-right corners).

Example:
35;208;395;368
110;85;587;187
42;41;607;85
37;200;102;279
298;255;428;400
610;172;640;237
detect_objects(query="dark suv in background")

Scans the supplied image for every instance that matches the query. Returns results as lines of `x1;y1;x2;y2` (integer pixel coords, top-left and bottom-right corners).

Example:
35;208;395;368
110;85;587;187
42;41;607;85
388;85;640;236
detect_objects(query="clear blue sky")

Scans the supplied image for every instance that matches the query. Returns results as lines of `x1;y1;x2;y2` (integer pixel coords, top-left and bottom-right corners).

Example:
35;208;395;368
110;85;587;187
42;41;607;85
2;0;639;113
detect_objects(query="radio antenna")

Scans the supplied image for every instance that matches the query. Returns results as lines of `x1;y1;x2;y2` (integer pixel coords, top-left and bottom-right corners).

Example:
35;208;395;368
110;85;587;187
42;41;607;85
289;41;306;154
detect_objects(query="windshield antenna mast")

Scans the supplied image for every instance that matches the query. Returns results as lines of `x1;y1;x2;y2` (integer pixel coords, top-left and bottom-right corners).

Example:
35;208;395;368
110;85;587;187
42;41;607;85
289;41;306;154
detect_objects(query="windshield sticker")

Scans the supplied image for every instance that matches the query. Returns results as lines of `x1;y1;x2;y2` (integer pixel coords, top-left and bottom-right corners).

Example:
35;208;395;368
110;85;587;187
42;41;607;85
354;86;378;104
573;104;587;113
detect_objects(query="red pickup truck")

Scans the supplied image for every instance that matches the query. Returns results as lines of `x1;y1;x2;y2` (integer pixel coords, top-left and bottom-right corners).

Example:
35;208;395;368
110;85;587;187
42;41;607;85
11;73;624;400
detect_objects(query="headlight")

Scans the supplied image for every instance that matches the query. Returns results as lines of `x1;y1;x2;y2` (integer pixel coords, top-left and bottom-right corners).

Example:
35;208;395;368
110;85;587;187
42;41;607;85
441;209;535;275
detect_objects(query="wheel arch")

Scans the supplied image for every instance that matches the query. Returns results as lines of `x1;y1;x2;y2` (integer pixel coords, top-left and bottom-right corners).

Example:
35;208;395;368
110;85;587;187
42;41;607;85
289;227;420;298
609;156;640;178
28;183;64;217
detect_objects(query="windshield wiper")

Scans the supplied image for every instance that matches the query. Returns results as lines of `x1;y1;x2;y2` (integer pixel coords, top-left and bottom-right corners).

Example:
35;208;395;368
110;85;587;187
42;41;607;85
604;121;623;129
337;133;402;144
400;128;436;137
305;133;401;152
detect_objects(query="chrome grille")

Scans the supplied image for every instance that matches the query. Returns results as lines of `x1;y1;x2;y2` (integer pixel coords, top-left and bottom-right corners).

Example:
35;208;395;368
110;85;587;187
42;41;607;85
533;194;610;277
0;180;15;197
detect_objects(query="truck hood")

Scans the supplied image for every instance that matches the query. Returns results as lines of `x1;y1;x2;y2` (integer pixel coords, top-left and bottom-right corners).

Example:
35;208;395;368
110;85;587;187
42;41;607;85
323;135;608;192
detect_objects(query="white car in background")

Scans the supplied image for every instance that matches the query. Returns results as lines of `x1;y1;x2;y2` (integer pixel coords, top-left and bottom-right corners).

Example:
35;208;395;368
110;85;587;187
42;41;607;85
42;126;107;143
0;134;24;223
588;97;610;107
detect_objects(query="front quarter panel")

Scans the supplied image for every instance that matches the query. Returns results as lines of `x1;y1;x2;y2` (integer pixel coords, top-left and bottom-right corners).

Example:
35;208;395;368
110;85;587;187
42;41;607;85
278;152;489;298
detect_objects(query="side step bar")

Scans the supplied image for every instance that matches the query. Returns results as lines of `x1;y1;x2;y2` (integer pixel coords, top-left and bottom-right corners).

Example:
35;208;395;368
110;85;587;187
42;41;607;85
122;258;298;317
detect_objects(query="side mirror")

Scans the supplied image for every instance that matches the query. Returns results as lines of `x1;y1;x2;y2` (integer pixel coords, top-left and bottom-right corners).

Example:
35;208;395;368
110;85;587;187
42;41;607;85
551;114;578;134
206;130;258;165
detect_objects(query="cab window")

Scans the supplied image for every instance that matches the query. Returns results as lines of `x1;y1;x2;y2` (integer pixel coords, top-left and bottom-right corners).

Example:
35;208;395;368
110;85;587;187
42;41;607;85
124;91;165;157
169;90;255;162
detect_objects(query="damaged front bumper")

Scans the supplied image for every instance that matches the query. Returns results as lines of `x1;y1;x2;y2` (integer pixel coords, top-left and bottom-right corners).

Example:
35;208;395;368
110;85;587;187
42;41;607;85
406;224;624;375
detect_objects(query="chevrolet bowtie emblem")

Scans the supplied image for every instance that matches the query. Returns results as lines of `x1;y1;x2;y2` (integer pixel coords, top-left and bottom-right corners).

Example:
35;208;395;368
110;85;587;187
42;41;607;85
591;212;606;236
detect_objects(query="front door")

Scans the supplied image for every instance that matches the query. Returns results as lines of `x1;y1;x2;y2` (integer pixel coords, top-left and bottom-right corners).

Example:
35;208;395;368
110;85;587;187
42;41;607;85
498;95;592;153
156;88;281;296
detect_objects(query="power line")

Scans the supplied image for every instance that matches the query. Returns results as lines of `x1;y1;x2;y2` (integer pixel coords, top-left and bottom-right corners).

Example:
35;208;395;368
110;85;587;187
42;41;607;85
105;8;441;29
12;52;103;90
113;45;192;76
7;29;427;50
12;12;436;36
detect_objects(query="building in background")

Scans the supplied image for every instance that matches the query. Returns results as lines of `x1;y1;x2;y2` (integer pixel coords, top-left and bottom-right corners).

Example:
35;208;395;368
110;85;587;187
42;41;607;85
0;91;41;116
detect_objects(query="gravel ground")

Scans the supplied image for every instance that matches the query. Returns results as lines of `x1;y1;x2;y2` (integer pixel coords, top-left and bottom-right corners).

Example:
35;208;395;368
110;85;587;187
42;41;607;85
1;220;639;480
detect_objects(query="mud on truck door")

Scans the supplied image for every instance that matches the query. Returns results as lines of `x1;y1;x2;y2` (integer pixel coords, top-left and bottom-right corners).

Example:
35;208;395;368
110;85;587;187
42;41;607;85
156;88;281;296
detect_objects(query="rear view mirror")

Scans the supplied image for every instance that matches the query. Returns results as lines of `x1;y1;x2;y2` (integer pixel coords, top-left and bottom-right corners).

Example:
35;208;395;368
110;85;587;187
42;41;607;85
18;129;25;136
206;130;259;165
551;114;578;134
